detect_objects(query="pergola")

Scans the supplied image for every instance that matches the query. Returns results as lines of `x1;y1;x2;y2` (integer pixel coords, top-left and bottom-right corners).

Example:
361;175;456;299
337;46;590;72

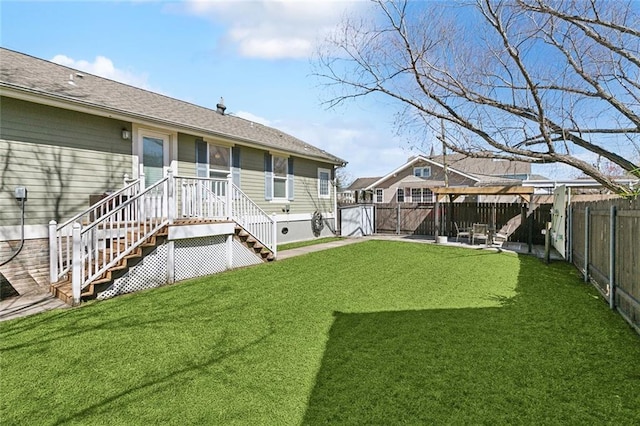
432;185;536;240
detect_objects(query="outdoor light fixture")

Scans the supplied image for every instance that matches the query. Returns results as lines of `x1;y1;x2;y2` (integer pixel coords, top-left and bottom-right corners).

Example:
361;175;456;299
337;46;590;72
121;128;130;140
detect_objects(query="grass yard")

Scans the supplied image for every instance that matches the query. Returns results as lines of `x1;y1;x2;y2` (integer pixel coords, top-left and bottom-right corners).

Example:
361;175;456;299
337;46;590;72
1;240;639;425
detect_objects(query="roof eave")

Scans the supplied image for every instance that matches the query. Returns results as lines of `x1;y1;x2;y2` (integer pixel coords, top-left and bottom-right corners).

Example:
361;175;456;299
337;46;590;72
0;83;346;165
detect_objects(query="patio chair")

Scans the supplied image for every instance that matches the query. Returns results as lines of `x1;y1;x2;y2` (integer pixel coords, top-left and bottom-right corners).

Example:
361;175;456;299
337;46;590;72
471;223;489;245
454;222;471;242
493;223;513;247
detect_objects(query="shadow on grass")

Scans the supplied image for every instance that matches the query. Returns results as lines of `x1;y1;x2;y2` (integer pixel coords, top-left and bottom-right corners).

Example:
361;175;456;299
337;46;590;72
303;255;640;425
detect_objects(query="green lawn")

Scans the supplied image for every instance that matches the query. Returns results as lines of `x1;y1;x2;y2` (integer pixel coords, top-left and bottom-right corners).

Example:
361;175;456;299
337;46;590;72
1;240;639;425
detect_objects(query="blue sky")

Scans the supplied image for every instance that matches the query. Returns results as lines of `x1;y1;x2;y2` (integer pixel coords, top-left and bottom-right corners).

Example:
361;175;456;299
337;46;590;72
1;0;419;183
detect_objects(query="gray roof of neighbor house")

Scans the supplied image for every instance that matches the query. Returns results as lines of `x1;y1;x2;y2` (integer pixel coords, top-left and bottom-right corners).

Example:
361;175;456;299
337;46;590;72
0;48;345;165
345;177;381;191
427;153;531;176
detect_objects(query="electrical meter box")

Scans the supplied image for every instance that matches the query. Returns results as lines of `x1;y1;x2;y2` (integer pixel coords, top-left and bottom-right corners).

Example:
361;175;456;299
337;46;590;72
14;187;27;201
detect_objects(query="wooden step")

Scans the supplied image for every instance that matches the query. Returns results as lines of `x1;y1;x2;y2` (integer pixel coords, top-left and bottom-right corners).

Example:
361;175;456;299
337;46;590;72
50;228;166;305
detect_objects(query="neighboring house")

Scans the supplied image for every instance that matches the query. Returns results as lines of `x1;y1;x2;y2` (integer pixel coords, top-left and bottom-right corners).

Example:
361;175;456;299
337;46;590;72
344;154;533;204
0;48;345;304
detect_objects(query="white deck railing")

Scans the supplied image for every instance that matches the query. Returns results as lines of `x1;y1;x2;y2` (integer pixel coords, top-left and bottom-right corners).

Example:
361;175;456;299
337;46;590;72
50;172;276;304
175;176;227;220
49;179;141;284
230;183;276;257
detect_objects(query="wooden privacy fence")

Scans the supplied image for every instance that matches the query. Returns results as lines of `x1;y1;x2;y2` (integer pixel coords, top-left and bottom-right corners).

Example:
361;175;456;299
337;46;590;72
374;202;551;245
569;198;640;333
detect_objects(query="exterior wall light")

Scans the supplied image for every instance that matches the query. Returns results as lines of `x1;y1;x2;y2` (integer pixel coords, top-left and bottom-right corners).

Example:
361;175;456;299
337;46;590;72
122;129;130;140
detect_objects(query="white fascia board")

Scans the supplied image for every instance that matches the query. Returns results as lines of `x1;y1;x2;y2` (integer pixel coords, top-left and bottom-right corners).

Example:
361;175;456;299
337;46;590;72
364;155;479;190
0;85;344;166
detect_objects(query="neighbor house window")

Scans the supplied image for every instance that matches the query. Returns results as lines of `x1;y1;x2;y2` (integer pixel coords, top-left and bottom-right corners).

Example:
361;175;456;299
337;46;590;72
318;168;331;199
411;188;422;202
396;188;405;203
410;188;434;203
414;166;431;178
375;189;384;203
273;155;288;199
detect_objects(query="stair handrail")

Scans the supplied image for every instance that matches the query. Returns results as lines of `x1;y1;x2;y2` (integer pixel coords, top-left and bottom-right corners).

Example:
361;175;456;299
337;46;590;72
50;179;141;284
230;182;276;255
57;179;141;231
71;177;170;303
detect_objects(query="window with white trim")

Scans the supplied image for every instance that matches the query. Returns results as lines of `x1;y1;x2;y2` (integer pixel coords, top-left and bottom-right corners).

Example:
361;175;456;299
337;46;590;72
396;188;405;203
273;155;288;199
208;144;230;179
411;188;434;203
318;168;331;199
375;188;384;203
413;166;431;178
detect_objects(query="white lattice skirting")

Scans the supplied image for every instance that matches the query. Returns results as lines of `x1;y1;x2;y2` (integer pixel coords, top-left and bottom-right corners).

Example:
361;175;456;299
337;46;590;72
98;235;263;300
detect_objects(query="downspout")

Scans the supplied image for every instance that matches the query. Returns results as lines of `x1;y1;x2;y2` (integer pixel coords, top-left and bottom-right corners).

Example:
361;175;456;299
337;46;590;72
333;166;338;234
1;189;27;267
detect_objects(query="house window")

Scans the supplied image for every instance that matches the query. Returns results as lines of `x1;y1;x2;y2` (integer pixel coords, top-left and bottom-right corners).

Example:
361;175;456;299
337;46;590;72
208;144;230;179
265;153;293;201
318;168;331;199
375;189;384;203
410;188;434;203
414;166;431;178
411;188;422;202
273;155;288;199
396;188;404;203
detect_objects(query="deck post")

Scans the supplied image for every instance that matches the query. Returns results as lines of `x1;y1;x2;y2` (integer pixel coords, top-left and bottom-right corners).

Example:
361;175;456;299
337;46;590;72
49;220;58;284
167;169;175;224
226;234;233;269
271;213;278;259
72;222;82;305
226;174;234;220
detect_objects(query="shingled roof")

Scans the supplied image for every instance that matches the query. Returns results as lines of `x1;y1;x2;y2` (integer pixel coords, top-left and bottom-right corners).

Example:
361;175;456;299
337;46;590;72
0;48;345;165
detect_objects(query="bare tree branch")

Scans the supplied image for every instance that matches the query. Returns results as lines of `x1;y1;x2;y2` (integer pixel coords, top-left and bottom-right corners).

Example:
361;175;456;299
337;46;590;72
314;0;640;196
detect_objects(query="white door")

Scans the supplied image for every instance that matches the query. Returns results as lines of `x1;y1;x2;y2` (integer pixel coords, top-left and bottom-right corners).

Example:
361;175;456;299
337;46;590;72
138;131;170;186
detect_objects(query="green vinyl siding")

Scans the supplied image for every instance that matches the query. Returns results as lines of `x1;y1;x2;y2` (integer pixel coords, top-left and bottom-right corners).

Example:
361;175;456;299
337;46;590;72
0;97;132;226
236;146;334;215
176;133;196;177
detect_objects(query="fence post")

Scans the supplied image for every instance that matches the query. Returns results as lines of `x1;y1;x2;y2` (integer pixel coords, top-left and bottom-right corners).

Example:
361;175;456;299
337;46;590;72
609;205;616;309
567;204;573;263
396;204;400;235
72;222;82;306
49;220;58;284
584;206;590;283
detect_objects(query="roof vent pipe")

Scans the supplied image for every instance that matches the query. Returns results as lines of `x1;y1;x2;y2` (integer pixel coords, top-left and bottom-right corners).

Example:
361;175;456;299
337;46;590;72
216;97;226;115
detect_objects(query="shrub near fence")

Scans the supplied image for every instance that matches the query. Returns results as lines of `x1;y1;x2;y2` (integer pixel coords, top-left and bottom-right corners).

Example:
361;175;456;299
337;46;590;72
374;202;551;245
569;198;640;333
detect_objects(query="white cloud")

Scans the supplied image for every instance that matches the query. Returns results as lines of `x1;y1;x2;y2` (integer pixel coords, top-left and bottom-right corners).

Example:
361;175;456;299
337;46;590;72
234;110;272;126
179;0;365;59
51;54;151;89
277;116;410;178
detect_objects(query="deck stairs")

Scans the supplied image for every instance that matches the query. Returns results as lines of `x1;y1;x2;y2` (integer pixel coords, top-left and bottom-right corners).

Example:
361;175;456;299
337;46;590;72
49;174;276;305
